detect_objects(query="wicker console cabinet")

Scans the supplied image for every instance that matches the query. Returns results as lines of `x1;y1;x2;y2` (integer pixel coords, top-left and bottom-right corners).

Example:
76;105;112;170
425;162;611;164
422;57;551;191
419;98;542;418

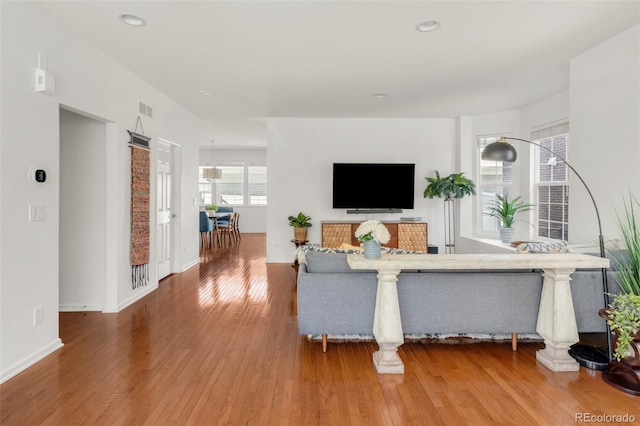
321;221;428;252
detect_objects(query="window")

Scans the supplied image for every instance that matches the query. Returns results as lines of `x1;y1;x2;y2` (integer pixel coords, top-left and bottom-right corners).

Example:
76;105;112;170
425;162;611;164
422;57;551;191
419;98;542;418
248;163;267;205
477;135;513;234
533;123;569;241
217;162;244;205
200;162;267;206
199;167;213;205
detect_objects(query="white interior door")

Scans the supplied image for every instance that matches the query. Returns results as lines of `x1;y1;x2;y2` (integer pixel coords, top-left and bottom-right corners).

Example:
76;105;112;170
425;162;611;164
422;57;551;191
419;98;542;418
157;140;173;279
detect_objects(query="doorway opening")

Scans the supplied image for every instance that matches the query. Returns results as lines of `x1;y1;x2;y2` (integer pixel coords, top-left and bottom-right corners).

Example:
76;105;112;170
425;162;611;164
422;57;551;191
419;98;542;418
59;108;107;312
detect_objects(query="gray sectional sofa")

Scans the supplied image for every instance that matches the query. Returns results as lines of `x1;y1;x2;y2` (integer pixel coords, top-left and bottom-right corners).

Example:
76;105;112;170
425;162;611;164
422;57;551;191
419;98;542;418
296;248;621;351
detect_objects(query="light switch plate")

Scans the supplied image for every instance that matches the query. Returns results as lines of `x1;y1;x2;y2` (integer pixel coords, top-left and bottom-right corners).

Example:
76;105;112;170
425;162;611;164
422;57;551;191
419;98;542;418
29;204;45;222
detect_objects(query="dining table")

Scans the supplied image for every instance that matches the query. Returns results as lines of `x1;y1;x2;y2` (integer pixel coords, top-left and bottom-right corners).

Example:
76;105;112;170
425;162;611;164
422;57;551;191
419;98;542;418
208;211;231;219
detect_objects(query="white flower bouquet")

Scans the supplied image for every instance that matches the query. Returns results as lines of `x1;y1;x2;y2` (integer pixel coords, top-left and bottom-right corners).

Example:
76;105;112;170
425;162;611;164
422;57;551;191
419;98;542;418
355;220;391;244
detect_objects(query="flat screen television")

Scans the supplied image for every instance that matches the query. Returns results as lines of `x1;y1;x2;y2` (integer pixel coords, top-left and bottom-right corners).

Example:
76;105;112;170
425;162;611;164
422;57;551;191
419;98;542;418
332;163;415;212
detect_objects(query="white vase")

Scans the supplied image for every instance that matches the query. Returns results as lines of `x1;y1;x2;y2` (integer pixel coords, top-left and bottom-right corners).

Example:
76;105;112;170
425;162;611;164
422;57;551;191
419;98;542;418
363;240;381;259
500;227;514;244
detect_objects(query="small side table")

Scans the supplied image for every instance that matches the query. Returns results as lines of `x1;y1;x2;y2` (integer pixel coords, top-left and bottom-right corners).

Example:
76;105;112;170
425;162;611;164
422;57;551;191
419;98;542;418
291;239;308;285
291;239;308;248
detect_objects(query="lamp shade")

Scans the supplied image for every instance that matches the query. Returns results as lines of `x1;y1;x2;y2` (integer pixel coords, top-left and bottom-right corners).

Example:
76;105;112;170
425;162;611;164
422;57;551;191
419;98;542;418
482;141;518;162
203;167;223;180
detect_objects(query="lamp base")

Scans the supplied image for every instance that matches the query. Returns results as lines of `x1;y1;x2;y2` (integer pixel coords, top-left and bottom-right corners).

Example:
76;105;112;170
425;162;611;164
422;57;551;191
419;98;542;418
569;344;609;371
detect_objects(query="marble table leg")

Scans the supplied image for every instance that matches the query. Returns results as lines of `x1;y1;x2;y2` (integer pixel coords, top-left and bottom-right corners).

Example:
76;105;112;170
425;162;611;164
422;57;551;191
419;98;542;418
372;268;404;374
536;268;580;372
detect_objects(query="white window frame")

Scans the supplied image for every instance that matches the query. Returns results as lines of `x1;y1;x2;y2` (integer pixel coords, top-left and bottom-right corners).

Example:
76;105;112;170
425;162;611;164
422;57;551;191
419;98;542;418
200;162;268;207
248;163;267;206
216;162;245;206
476;134;514;237
198;167;213;205
532;123;570;241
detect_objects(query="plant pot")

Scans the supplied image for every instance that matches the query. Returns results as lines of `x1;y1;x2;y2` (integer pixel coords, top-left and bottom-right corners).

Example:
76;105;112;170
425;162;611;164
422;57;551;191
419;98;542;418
499;227;514;244
294;227;308;242
599;308;640;367
363;240;381;259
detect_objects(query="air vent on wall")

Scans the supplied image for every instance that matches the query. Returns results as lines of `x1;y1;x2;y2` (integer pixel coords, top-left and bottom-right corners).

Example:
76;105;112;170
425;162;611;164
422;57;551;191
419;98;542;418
137;101;153;118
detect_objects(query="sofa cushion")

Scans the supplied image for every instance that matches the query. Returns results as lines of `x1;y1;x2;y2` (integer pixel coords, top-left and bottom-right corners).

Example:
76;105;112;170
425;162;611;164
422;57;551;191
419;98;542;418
305;250;370;273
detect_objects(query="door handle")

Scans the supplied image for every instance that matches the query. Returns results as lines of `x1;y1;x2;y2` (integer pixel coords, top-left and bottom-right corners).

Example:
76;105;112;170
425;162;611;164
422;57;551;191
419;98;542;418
171;214;178;218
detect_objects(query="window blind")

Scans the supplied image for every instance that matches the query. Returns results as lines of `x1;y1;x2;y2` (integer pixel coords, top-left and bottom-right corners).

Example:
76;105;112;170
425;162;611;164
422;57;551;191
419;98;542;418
531;122;569;141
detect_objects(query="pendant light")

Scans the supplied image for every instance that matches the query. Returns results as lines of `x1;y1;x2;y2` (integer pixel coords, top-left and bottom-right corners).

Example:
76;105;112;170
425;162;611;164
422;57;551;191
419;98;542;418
203;140;222;180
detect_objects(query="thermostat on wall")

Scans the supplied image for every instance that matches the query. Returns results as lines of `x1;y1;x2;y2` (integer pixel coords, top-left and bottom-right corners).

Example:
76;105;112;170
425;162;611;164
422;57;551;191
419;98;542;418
28;167;47;183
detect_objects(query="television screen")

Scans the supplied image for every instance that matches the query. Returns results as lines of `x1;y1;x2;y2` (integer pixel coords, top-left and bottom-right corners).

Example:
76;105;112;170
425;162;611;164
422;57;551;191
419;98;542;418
332;163;415;210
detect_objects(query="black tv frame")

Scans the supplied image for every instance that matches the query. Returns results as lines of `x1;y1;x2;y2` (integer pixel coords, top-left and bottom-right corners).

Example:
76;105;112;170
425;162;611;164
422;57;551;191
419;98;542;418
332;163;415;213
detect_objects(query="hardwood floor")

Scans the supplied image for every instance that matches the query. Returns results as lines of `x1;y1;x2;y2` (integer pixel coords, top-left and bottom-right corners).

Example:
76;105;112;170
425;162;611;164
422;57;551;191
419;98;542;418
1;233;638;425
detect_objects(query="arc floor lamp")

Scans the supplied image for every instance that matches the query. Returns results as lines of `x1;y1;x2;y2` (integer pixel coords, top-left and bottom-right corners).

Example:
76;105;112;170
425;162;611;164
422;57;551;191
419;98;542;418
482;136;612;370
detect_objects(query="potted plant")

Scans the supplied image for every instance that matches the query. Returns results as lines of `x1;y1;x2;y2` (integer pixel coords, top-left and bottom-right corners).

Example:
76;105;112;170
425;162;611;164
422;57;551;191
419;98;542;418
424;171;476;253
602;193;640;365
355;220;391;259
597;194;640;395
205;204;218;215
288;212;312;242
483;194;534;243
601;294;640;363
423;171;476;200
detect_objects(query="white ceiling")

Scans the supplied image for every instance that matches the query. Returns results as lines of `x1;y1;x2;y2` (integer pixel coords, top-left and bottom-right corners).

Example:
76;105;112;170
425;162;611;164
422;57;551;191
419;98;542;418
40;1;640;148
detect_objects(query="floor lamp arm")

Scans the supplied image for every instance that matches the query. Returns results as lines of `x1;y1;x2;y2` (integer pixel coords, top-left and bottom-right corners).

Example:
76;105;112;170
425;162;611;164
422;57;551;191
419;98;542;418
503;137;612;360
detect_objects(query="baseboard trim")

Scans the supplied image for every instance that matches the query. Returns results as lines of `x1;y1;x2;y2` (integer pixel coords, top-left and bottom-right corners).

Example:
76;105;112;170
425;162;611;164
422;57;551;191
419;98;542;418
181;258;200;272
1;338;64;384
102;284;159;313
59;304;104;312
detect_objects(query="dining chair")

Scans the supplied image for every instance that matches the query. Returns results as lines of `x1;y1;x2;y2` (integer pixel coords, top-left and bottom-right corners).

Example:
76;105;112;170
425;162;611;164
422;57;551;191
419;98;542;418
199;211;214;248
219;211;237;244
211;216;222;247
232;212;240;240
216;205;233;227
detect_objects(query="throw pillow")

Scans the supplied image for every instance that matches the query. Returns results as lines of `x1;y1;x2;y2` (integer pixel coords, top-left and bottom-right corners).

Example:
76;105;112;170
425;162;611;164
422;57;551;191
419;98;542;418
516;241;568;254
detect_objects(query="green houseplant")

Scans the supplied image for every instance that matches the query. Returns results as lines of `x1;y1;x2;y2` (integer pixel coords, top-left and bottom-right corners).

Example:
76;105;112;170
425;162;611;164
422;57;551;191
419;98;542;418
603;193;640;363
205;204;219;213
288;212;312;241
423;171;476;200
603;294;640;362
423;171;476;253
483;194;534;243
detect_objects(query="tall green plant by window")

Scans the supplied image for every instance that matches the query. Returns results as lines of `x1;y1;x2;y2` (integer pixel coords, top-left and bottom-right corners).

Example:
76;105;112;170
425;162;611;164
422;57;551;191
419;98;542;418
424;171;476;200
610;193;640;296
605;193;640;361
423;171;476;253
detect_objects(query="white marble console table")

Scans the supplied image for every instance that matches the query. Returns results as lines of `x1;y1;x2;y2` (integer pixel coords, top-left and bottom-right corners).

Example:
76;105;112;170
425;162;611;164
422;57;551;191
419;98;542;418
347;253;609;374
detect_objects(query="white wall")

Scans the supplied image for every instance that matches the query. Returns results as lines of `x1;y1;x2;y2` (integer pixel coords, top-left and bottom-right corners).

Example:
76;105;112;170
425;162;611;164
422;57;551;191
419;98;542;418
266;118;457;262
198;147;267;233
457;110;522;253
59;108;106;311
1;3;201;383
570;24;640;245
457;25;640;251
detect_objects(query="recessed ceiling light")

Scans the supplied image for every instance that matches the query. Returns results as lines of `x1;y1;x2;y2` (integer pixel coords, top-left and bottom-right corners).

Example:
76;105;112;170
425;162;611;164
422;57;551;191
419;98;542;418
416;20;441;32
199;90;215;96
373;93;388;98
118;14;146;27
